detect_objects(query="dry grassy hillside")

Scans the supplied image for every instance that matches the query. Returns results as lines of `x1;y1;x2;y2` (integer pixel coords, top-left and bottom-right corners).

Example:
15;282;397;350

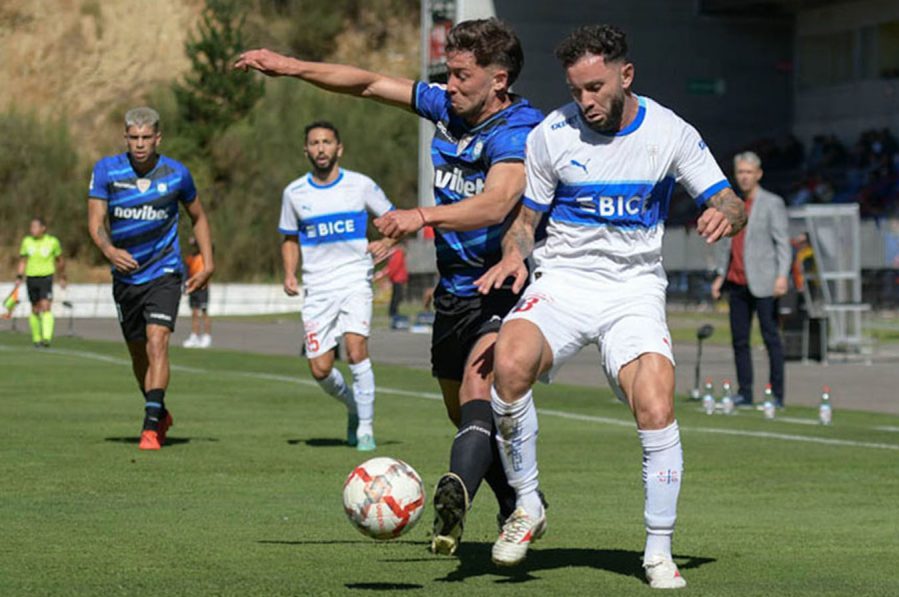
0;0;202;157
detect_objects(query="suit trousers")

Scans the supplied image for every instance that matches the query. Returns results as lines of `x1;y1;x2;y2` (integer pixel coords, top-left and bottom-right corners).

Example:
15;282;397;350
727;282;785;403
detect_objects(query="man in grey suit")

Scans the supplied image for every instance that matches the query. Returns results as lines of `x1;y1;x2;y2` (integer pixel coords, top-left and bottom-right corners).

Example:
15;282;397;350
712;151;791;406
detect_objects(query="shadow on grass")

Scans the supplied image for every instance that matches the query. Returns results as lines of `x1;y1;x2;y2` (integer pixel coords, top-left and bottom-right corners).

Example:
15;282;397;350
103;436;219;446
258;539;421;546
404;543;716;585
346;582;423;591
286;438;403;448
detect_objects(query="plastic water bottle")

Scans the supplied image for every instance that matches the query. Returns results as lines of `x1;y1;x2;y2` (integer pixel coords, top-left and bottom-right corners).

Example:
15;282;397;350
702;378;716;415
721;380;735;415
819;385;833;425
762;384;776;420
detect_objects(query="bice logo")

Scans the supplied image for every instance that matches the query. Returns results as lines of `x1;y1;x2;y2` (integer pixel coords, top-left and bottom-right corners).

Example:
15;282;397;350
305;218;356;239
435;167;485;197
113;205;168;220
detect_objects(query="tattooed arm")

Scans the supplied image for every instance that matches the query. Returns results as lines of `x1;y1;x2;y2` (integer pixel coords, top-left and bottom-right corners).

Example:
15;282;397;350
88;199;138;273
698;186;746;244
474;203;542;295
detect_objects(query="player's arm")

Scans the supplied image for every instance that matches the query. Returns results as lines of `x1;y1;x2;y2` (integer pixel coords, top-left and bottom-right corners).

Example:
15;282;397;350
55;254;67;288
698;187;746;244
281;235;301;296
474;202;542;295
15;254;25;286
87;199;139;273
184;197;215;293
234;49;414;111
368;236;397;265
374;162;525;238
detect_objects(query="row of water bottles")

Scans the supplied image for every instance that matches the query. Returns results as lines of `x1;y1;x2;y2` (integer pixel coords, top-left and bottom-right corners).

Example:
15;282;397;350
701;378;832;425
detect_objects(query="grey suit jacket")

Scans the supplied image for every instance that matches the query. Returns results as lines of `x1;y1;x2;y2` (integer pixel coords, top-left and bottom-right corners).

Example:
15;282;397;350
715;186;792;298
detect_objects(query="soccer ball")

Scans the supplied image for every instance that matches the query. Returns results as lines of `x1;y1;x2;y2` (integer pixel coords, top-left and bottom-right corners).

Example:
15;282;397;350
342;457;425;540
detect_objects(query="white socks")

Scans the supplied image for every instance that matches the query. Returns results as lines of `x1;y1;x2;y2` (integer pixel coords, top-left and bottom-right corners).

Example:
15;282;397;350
316;368;355;414
639;421;683;561
491;386;544;520
349;359;375;436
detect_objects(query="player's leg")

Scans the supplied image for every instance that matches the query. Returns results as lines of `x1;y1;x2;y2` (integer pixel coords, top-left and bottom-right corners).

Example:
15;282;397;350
756;296;785;406
618;352;685;589
198;290;211;347
489;318;553;565
728;285;755;404
304;293;356;443
184;293;200;348
38;288;54;347
137;275;181;450
26;279;42;346
344;332;375;450
340;288;375;450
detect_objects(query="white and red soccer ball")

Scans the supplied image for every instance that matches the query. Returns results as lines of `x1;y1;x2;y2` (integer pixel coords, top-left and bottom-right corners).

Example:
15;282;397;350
342;457;425;540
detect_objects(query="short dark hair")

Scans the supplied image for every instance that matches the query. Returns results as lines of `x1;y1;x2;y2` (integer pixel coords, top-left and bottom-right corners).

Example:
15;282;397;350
445;18;523;86
304;120;340;143
554;25;628;68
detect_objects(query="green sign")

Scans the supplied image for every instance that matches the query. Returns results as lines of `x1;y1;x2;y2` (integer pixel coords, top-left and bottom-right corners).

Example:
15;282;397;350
687;78;726;95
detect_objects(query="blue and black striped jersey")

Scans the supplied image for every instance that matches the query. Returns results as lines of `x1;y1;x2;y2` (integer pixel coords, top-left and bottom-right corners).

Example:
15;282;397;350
89;153;197;285
413;81;543;297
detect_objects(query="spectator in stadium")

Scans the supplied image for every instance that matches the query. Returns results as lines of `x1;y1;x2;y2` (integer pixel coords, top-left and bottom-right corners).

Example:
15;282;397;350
712;151;791;408
87;106;215;451
183;237;213;348
16;217;66;347
236;18;544;558
374;241;409;321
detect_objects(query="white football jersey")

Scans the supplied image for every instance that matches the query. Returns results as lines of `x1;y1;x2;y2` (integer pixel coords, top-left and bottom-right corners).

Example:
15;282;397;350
279;168;394;293
525;95;729;283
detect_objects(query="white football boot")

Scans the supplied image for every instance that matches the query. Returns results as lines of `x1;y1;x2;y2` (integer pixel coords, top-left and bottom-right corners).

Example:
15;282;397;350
182;333;199;348
644;554;687;589
491;506;547;566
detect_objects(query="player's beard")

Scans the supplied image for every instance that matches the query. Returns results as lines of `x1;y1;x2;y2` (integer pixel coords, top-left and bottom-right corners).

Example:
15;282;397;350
309;153;338;178
585;90;626;135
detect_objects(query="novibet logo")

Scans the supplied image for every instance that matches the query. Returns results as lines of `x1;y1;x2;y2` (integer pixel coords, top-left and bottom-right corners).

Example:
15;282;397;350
112;205;168;221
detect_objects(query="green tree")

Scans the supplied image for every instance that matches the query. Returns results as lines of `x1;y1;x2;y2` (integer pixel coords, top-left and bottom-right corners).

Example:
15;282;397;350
173;0;264;150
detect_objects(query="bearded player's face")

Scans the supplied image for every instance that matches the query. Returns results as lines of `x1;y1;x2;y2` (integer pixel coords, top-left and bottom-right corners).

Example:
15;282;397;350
304;128;342;173
566;53;633;135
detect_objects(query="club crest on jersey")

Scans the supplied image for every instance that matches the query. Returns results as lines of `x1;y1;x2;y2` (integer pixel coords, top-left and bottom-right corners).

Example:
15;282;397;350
472;140;484;159
136;178;151;193
157;182;168;193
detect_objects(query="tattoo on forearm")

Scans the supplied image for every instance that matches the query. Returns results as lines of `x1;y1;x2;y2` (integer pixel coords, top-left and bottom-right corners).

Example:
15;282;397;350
707;189;747;234
503;207;540;258
95;225;112;250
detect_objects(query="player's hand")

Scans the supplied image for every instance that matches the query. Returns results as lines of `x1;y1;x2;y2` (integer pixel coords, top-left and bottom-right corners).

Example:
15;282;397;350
283;275;300;297
697;207;733;244
105;248;139;273
185;269;213;294
773;275;788;298
233;49;293;77
475;254;528;295
367;240;392;265
710;275;724;300
374;209;426;239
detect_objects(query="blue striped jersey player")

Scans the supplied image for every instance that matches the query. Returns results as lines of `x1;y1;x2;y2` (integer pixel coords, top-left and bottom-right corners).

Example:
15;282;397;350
87;106;215;452
278;121;395;454
237;17;545;558
483;25;746;586
411;80;543;297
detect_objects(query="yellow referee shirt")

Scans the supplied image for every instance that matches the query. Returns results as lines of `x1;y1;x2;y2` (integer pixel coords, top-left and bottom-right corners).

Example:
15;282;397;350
19;235;62;277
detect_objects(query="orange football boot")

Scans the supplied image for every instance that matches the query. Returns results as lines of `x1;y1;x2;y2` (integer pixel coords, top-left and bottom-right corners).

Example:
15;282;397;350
139;429;162;451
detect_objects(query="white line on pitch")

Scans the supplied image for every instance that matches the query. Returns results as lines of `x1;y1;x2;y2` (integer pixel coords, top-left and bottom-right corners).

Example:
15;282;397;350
6;344;899;452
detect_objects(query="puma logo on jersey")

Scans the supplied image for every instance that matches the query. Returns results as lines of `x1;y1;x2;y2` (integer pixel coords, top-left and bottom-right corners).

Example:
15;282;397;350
435;167;485;198
570;159;590;174
112;205;169;221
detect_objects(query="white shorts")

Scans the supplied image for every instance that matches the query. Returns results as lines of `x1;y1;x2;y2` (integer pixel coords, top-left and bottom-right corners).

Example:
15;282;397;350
301;286;372;359
504;270;674;401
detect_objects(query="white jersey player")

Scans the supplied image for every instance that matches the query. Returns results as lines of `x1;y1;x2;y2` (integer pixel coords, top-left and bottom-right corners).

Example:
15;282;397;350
476;26;746;588
279;121;395;452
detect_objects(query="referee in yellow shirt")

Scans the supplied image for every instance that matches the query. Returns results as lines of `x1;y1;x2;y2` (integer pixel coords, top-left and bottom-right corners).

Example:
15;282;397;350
16;217;66;347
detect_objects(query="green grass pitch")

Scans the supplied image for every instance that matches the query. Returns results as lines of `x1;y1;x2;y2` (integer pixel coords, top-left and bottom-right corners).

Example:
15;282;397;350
1;331;898;596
